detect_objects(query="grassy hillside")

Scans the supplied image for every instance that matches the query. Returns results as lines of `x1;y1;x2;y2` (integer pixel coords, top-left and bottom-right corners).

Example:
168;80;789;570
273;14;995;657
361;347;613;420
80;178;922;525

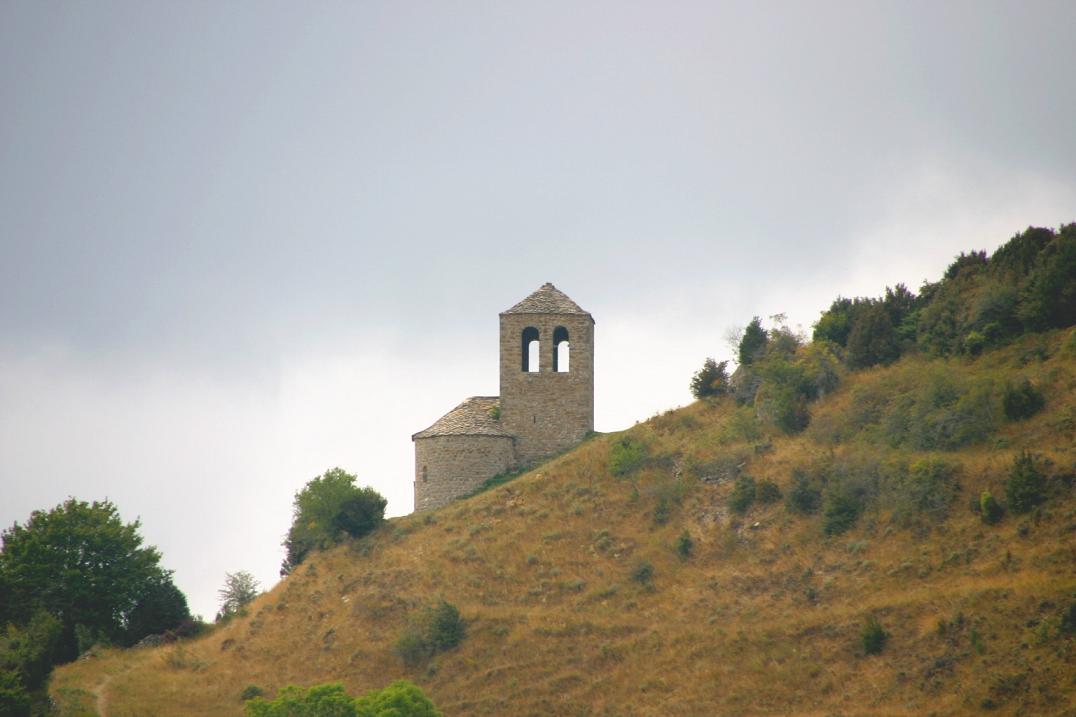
51;331;1076;717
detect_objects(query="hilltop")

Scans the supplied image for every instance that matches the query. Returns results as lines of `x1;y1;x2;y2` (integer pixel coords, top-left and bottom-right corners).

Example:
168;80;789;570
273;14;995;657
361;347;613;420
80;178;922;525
49;224;1076;716
50;328;1075;716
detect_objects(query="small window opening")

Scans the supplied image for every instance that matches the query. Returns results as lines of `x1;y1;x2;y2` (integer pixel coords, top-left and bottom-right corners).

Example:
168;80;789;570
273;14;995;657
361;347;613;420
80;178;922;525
553;326;570;372
422;466;428;482
521;327;540;372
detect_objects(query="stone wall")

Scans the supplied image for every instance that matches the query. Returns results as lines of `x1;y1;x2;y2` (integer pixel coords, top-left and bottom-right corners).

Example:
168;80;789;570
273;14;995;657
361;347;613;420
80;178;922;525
413;434;516;512
499;312;594;466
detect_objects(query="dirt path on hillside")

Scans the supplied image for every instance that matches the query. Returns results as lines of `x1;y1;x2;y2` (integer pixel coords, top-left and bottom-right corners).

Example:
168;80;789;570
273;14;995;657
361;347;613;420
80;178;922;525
93;673;112;717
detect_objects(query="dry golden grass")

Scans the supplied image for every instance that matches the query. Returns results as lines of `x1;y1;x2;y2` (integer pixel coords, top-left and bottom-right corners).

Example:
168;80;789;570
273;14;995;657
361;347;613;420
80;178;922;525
51;331;1076;716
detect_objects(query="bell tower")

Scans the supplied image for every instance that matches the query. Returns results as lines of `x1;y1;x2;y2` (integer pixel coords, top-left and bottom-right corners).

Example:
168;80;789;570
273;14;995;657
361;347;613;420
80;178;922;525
498;283;594;466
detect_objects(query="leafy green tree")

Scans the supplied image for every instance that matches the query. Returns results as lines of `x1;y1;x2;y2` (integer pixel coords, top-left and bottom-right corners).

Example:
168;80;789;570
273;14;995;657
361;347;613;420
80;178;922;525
355;681;443;717
943;250;987;280
123;575;191;645
217;571;260;620
0;669;30;717
283;468;387;574
738;317;768;366
813;297;855;346
814;296;875;347
845;302;900;369
0;499;175;661
988;226;1053;279
689;358;729;399
882;283;917;337
246;683;359;717
245;681;443;717
0;610;62;694
1018;224;1076;330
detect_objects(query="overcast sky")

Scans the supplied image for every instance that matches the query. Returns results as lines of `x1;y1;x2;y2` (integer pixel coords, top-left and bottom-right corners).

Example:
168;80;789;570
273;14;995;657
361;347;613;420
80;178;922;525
2;1;1074;620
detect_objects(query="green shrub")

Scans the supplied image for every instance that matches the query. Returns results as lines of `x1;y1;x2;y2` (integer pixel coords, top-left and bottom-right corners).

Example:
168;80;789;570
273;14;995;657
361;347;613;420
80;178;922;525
690;358;729;399
0;670;29;717
630;561;654;585
469;468;523;496
909;377;1000;450
979;491;1004;525
723;406;762;443
755;479;782;504
836;366;1001;451
676;531;693;559
426;601;465;652
1005;451;1046;514
1;610;62;691
393;629;429;669
240;685;265;701
728;475;756;514
1060;602;1076;635
755;359;812;434
652;496;670;526
893;458;960;526
1002;380;1045;421
649;478;686;527
246;683;357;717
823;490;861;535
394;601;465;667
354;680;442;717
245;681;443;717
786;470;822;515
860;615;888;655
608;436;649;478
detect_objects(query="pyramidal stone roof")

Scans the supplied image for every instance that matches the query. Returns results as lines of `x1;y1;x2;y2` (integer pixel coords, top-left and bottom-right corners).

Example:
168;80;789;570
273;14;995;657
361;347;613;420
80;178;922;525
502;282;591;316
412;397;512;439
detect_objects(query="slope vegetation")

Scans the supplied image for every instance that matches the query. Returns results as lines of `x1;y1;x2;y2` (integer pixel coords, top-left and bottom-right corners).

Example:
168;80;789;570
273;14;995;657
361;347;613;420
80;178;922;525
51;332;1076;717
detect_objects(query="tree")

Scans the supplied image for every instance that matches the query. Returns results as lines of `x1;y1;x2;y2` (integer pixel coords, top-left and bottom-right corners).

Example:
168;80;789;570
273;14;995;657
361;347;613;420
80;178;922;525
0;610;62;693
217;571;260;620
845;302;900;369
1017;224;1076;331
689;358;728;399
738;317;768;366
355;680;443;717
282;468;387;574
245;680;442;717
123;575;191;644
0;498;176;662
246;683;359;717
1005;450;1046;514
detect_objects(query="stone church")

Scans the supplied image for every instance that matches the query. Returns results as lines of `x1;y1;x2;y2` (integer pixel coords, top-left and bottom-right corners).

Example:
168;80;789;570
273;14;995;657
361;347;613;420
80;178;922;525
412;283;594;511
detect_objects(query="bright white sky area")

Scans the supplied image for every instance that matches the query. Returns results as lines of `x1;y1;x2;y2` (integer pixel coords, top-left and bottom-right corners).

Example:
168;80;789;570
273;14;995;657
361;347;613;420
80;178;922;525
2;1;1074;619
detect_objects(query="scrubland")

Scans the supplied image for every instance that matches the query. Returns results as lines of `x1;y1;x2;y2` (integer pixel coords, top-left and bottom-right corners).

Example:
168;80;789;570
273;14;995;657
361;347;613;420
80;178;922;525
51;331;1076;717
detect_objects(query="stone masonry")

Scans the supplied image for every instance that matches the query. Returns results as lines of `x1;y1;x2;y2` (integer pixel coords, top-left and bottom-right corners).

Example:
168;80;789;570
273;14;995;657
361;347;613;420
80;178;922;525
412;284;594;511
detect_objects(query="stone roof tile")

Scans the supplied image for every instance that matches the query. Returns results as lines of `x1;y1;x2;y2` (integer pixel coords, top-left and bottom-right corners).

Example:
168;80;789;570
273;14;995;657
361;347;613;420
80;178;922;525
502;283;590;316
412;396;512;439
